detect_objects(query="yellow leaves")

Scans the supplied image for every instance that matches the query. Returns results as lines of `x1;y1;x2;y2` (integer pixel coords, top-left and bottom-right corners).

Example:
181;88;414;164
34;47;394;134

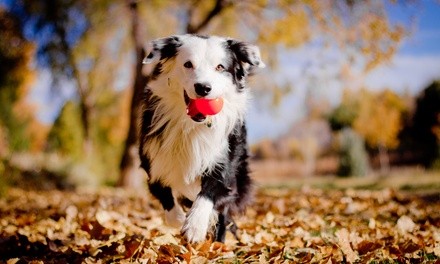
357;14;404;71
293;1;405;73
259;9;310;47
26;121;50;152
351;89;407;150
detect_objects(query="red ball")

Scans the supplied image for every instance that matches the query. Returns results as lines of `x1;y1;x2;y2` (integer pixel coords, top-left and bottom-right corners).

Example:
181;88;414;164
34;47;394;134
187;98;224;117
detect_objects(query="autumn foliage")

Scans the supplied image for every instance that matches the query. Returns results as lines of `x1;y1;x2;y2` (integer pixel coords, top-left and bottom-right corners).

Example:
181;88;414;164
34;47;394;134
0;187;439;262
0;0;415;187
0;1;440;262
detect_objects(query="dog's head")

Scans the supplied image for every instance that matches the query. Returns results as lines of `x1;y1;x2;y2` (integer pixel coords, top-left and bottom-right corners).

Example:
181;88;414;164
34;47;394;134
143;34;264;123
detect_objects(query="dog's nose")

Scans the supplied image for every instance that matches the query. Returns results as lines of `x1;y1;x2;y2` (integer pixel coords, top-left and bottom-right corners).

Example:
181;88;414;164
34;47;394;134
194;83;212;97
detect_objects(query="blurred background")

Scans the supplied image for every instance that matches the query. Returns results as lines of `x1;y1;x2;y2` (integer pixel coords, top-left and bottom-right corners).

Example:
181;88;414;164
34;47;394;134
0;0;440;192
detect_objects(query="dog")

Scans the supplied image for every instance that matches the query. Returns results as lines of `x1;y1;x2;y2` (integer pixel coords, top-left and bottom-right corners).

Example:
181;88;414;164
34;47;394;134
139;34;264;243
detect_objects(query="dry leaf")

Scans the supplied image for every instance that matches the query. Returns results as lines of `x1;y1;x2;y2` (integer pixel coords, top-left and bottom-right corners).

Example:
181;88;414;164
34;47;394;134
0;188;438;262
6;258;20;264
396;215;416;234
335;228;358;263
356;240;382;255
153;233;179;246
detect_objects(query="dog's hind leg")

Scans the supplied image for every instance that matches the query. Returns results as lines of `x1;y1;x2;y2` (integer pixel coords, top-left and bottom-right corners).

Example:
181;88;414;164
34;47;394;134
215;213;227;242
215;209;238;242
215;209;238;243
227;216;239;240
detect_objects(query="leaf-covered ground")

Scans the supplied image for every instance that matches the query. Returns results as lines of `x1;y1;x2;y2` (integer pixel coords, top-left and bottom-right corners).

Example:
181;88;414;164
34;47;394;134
0;187;439;263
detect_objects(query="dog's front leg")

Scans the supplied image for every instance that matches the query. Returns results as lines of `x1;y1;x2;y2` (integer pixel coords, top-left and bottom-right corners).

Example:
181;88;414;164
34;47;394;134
181;195;215;243
149;181;185;227
181;166;231;243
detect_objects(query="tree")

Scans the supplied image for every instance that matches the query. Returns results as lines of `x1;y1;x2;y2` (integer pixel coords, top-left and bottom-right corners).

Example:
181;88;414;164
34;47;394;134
0;8;36;153
329;89;407;173
7;0;121;154
411;81;440;168
0;7;38;191
328;90;359;131
117;0;147;188
353;89;407;173
46;101;84;159
6;0;90;150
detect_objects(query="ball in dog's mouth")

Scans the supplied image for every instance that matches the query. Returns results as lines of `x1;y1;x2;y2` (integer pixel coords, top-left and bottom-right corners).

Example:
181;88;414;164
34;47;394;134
184;91;224;122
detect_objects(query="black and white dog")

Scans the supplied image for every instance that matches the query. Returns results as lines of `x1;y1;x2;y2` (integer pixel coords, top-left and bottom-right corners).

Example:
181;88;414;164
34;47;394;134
139;34;264;243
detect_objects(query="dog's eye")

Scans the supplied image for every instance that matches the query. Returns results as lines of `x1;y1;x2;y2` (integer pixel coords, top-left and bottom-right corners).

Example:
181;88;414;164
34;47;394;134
184;61;193;69
216;64;225;72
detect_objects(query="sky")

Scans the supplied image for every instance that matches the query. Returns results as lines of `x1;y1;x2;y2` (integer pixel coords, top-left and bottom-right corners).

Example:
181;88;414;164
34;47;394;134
247;0;440;143
366;0;440;93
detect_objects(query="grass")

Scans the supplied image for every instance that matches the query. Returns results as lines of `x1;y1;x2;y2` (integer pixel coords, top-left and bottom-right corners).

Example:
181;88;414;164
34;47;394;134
254;165;440;193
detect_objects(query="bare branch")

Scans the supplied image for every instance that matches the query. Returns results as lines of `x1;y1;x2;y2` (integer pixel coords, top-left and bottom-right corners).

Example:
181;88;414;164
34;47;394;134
186;0;233;34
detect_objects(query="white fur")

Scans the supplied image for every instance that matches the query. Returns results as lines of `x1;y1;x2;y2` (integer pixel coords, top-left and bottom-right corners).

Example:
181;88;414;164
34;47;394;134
142;35;263;242
143;36;249;200
181;196;216;243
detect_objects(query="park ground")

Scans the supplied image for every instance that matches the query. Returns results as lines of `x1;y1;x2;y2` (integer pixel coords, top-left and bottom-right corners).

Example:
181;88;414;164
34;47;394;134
1;168;440;263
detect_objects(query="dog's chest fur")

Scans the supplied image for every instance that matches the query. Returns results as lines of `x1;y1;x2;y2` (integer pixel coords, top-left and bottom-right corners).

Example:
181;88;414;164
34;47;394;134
141;92;239;200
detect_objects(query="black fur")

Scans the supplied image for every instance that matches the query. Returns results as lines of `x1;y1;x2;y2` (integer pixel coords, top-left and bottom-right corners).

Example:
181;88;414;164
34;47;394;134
198;121;253;240
200;121;252;215
227;39;261;67
139;35;259;243
158;36;181;60
225;40;260;90
148;180;174;211
146;36;182;80
150;62;163;81
178;196;193;209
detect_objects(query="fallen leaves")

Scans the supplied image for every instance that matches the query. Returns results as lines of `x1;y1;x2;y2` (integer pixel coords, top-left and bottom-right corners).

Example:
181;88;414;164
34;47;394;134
335;228;358;263
0;187;439;263
396;215;417;234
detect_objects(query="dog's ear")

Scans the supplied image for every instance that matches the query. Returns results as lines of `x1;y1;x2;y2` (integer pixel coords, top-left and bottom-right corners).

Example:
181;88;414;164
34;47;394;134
227;39;265;73
143;36;182;64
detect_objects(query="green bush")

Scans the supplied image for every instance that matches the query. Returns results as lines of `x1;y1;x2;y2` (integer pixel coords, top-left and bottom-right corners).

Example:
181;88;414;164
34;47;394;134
46;101;84;160
337;128;370;177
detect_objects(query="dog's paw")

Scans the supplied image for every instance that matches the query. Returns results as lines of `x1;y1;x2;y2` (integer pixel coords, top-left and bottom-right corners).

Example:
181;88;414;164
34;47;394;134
165;206;185;228
181;218;208;243
181;197;214;243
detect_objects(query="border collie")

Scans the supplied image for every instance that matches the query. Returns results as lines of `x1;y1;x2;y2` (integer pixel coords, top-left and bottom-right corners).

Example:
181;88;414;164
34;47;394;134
139;34;264;243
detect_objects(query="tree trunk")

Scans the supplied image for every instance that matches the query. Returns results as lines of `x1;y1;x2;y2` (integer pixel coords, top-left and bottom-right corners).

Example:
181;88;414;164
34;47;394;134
71;60;94;154
186;0;232;33
378;144;390;175
118;0;148;189
57;23;94;155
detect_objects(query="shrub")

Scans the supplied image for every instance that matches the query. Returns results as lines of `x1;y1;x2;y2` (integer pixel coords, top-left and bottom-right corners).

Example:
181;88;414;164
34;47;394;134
337;128;370;177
